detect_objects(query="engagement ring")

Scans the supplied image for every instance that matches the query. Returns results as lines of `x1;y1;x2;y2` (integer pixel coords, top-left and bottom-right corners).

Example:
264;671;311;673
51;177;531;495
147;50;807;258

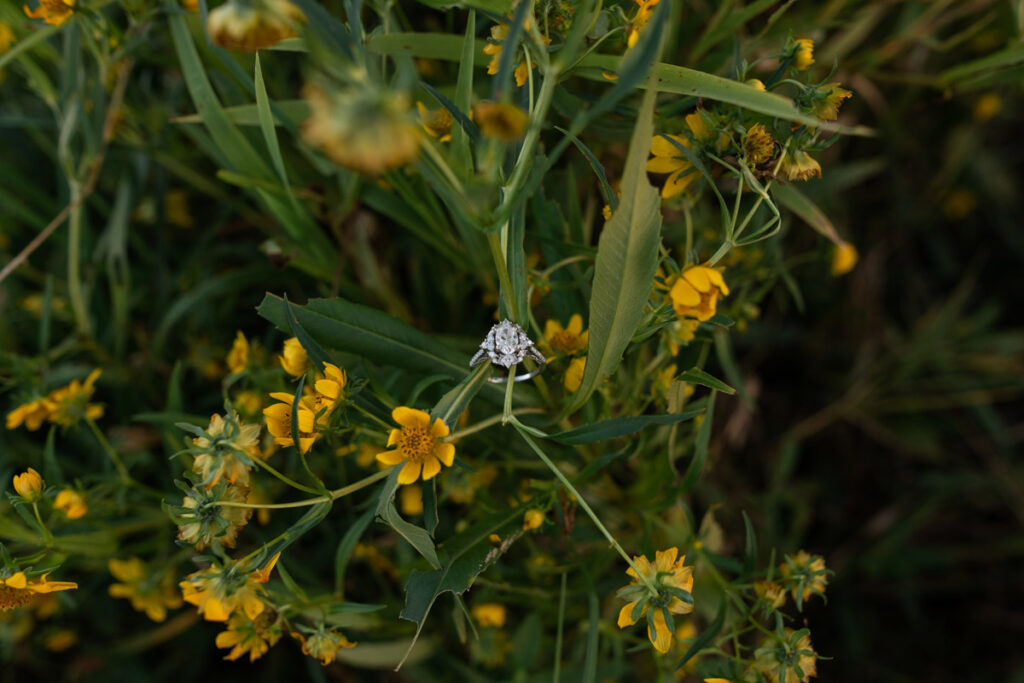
470;320;547;383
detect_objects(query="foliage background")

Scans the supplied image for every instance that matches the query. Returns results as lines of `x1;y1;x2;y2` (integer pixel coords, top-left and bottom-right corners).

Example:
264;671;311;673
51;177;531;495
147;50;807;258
1;0;1022;681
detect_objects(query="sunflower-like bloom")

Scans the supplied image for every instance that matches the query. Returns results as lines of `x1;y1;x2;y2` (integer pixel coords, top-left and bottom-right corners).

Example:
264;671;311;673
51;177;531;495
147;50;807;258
206;0;303;51
471;603;506;628
12;468;43;501
669;265;730;322
180;555;278;622
108;557;183;622
23;0;74;25
312;362;347;416
0;571;77;611
296;627;356;665
192;412;262;489
830;241;858;276
743;123;775;166
542;314;588;356
563;356;586;393
753;628;818;683
417;102;454;142
810;83;852;121
263;393;318;454
646;112;717;199
376;407;455;485
278;337;309;377
46;369;104;426
303;82;422;175
616;547;694;653
626;0;660;49
54;489;87;519
779;551;828;608
778;150;821;182
473;101;529;142
5;397;52;431
226;331;249;375
791;38;814;70
174;481;252;550
216;610;283;662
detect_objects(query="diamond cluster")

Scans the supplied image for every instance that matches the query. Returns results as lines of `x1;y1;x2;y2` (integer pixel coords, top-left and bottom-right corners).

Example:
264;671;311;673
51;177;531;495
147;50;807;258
471;320;543;368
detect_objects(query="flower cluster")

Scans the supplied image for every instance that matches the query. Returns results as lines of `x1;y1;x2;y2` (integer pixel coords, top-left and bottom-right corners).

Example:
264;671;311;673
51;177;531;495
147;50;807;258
6;369;103;431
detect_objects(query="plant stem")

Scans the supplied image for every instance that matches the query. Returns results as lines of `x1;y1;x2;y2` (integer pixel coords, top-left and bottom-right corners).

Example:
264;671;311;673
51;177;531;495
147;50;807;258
67;181;91;337
31;502;54;546
512;419;659;593
249;456;322;495
445;408;544;441
217;467;392;510
86;417;130;482
502;363;517;424
487;231;518;321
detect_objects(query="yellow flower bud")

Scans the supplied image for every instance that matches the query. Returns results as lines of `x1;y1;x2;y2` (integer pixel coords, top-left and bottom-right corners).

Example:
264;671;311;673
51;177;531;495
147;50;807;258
13;467;43;501
54;489;88;519
523;509;544;530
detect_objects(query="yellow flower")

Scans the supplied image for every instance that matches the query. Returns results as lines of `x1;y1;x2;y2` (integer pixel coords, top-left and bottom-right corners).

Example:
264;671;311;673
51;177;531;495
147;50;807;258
226;331;249;375
754;628;818;683
542;314;589;356
302;82;422;175
830;241;858;276
779;551;828;607
206;0;303;51
6;397;53;431
647;134;696;199
0;572;77;611
45;369;104;426
192;412;262;488
522;509;544;530
563;356;586;393
746;78;766;91
23;0;75;26
263;393;318;454
811;83;852;121
54;489;87;519
216;610;283;662
778;150;821;182
616;548;694;654
754;581;787;610
234;390;264;417
665;319;700;356
651;363;678;398
108;557;183;622
278;337;309;377
180;556;277;622
175;481;252;550
472;603;507;628
626;0;660;49
482;22;538;88
13;468;43;501
417;101;454;142
312;362;347;416
297;627;356;665
376;407;455;485
792;38;814;70
743;124;775;166
0;23;15;53
473;101;529;142
973;93;1001;122
400;484;424;516
669;266;729;322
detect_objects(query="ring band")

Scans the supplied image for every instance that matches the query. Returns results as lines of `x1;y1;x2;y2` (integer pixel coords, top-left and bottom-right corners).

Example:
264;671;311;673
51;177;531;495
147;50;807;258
486;359;546;383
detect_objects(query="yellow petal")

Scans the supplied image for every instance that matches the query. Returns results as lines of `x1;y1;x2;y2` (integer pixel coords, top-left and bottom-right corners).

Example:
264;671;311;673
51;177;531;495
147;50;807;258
392;406;430;429
651;134;688;158
429;417;450;438
387;429;401;446
646;155;685;175
670;279;701;307
650;609;673;653
421;455;442;480
268;392;294;403
543;319;563;339
434;441;455;467
617;601;639;628
398;460;422;485
202;597;230;621
662;170;697;199
656;546;679;570
216;631;242;648
704;268;729;295
376;449;406;466
6;572;27;589
567;314;583;335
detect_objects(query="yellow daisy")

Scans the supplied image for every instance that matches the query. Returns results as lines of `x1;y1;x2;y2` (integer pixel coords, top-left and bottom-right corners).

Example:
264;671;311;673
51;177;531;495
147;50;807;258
376;407;455;485
669;266;730;322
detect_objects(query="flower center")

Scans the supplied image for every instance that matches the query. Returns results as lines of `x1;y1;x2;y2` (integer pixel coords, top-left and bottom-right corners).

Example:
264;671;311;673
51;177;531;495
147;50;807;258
398;427;433;463
550;330;577;352
0;585;36;611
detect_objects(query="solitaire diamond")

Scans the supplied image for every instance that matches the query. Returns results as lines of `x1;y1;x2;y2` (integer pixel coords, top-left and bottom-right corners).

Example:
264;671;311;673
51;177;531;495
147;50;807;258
470;320;546;369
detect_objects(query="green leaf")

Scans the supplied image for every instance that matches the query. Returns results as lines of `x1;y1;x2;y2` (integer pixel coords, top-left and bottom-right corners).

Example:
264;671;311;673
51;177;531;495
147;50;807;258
333;637;436;668
171;100;310;126
940;43;1024;85
282;294;331;373
563;52;664;414
253;501;333;564
742;510;758;574
410;0;511;11
375;468;440;570
430;361;492;429
677;367;735;395
680;391;716;493
396;504;524;669
254;53;293;199
334;506;375;594
676;599;727;670
451;10;476;173
547;408;704;445
772;183;842;245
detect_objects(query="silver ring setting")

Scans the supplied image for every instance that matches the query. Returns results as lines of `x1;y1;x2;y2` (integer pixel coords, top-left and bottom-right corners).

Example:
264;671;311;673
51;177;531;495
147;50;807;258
470;320;547;383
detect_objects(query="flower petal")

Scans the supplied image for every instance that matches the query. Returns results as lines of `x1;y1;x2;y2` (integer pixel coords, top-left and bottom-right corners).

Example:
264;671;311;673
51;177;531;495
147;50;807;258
617;601;639;628
670;279;701;307
682;267;712;293
646;156;685;174
376;448;406;466
392;406;430;429
434;441;455;467
567;314;583;335
421;455;442;480
429;417;450;438
397;460;422;485
651;609;673;653
651;134;688;157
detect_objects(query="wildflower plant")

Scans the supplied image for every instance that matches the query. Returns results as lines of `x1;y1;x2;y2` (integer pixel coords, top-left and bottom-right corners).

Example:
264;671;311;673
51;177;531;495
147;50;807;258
1;0;1021;679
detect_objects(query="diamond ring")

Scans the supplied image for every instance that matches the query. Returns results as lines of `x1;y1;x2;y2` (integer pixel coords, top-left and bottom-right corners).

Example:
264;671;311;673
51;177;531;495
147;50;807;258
470;320;547;383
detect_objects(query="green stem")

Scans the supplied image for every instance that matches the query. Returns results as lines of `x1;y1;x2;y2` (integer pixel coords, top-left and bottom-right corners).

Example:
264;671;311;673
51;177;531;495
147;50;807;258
512;419;659;593
249;456;322;495
487;231;518;321
218;467;393;510
502;363;517;424
31;502;54;546
86;417;130;482
445;408;544;441
67;181;90;337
